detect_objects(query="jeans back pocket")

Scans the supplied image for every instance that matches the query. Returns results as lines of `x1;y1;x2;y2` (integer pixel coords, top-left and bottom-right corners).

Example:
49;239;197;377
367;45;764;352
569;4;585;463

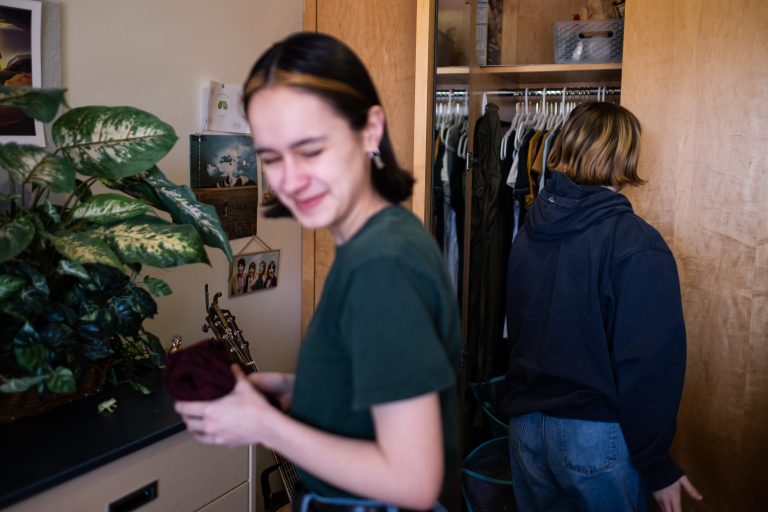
554;418;618;474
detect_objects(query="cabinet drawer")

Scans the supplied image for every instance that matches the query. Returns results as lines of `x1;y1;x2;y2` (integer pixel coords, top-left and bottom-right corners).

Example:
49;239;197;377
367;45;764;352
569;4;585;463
196;481;249;512
6;432;249;512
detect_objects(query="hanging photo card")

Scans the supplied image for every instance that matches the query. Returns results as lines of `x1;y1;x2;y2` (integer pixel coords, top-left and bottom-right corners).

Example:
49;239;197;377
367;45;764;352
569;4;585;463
0;0;44;146
190;133;259;240
229;250;280;297
203;80;250;134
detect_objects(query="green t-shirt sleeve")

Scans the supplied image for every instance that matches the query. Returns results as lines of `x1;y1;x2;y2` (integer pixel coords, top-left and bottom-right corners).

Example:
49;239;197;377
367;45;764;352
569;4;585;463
340;256;456;410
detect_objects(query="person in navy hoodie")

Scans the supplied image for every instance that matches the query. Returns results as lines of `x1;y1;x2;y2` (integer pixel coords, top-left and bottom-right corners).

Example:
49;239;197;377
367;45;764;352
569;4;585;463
501;102;703;512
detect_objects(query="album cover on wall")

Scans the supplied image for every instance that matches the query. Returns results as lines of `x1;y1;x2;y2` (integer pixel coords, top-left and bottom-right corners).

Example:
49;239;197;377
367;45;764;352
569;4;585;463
190;133;259;240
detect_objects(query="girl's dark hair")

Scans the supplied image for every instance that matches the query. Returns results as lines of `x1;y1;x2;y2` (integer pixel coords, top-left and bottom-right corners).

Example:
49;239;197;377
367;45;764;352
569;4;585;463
243;32;414;218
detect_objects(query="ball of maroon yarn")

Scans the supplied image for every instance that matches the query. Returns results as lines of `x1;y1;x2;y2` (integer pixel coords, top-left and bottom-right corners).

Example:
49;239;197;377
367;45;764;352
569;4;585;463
163;339;236;401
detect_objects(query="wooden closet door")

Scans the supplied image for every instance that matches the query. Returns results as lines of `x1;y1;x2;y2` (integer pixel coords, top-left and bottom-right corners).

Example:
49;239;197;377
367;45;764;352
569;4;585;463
620;1;768;510
301;0;427;334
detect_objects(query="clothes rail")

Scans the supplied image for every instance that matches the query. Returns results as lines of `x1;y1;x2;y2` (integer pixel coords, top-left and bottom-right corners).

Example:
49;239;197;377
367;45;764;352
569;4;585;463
435;87;621;97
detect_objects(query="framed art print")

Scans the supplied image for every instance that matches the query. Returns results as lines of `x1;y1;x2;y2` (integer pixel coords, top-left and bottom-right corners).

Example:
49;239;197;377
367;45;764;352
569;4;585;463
0;0;44;146
229;250;280;297
190;133;259;240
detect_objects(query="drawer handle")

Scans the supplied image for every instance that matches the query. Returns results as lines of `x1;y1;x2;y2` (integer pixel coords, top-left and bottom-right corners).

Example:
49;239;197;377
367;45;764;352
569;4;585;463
108;481;158;512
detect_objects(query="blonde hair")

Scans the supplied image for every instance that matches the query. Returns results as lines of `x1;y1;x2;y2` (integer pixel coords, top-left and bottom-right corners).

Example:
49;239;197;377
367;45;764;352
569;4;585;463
547;102;644;189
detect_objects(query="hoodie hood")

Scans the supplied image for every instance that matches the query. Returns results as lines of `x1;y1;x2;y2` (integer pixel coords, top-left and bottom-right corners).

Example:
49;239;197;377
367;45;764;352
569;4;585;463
526;171;634;241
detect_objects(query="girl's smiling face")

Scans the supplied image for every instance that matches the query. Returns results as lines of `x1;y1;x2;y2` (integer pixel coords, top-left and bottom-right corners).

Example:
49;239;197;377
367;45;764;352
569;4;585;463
247;85;386;243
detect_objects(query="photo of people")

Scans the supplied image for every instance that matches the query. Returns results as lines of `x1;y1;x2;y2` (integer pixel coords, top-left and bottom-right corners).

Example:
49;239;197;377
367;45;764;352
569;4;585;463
228;250;280;297
190;133;258;189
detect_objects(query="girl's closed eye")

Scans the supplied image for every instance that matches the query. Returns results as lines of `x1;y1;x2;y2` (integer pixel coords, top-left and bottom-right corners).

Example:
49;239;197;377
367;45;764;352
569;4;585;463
259;154;282;166
301;148;324;159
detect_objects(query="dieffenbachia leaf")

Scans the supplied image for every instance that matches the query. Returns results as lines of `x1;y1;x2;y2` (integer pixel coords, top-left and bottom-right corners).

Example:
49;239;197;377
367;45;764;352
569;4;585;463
42;200;61;223
0;216;35;264
50;230;123;269
142;168;232;262
56;259;91;280
52;106;178;179
0;273;25;300
70;193;150;224
0;143;75;193
0;374;47;393
0;86;67;122
90;215;209;268
144;275;172;297
45;367;76;394
14;323;48;373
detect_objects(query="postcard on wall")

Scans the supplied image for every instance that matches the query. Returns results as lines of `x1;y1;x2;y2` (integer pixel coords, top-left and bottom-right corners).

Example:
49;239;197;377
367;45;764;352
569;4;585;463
229;250;280;297
0;0;44;146
190;133;259;240
202;80;250;134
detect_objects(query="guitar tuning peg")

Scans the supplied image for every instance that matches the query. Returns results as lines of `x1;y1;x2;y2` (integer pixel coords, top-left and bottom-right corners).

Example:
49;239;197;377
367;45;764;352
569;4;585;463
202;324;209;332
169;335;183;354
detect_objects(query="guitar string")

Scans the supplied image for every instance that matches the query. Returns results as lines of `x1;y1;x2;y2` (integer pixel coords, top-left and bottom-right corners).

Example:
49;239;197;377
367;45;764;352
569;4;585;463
210;306;300;500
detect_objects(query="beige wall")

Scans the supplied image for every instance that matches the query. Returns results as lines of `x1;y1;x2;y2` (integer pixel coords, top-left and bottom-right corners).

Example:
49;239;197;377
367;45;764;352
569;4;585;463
59;0;304;375
59;4;304;509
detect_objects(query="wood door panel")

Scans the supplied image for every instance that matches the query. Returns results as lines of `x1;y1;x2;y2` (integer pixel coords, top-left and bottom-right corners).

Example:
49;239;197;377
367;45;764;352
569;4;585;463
621;1;768;509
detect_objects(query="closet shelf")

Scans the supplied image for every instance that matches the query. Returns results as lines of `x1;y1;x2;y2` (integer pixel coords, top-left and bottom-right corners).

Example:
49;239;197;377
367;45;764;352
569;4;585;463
436;63;622;85
481;63;621;83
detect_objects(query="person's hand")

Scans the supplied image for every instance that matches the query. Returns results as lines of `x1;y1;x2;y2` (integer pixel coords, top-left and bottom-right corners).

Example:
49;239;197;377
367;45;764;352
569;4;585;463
246;371;295;411
652;475;703;512
174;364;280;447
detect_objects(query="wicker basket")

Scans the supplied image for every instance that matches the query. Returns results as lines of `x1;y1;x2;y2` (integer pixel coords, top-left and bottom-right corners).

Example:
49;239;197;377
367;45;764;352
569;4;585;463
0;361;109;423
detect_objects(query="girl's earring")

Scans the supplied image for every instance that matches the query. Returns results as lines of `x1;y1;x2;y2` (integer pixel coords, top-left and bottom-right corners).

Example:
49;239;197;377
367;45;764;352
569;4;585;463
368;149;385;170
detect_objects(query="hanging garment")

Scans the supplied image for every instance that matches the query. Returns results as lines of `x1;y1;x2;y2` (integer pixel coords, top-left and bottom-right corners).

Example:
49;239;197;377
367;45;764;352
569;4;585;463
431;132;446;246
468;103;506;383
447;124;466;303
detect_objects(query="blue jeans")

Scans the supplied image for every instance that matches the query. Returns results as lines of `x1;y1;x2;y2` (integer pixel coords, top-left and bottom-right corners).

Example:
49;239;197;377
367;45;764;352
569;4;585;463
294;492;448;512
507;412;649;512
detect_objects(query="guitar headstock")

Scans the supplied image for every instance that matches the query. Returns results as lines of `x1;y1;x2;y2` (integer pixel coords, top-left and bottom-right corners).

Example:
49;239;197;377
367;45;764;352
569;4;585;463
203;286;258;374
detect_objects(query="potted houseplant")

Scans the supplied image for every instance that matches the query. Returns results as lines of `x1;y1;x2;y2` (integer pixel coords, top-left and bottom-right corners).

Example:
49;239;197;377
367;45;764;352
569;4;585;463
0;86;233;421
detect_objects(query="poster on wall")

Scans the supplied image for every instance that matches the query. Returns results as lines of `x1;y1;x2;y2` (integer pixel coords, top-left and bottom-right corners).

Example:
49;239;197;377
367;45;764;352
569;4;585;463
190;133;259;240
0;0;43;146
229;250;280;297
202;80;250;134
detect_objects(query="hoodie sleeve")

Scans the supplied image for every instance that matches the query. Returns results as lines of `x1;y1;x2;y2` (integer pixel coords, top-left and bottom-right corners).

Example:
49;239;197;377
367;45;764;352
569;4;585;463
610;247;687;491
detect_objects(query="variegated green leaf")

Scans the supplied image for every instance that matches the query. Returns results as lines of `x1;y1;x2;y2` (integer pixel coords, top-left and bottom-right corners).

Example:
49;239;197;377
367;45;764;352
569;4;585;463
0;86;66;122
144;275;172;297
52;106;178;179
18;262;49;295
131;168;232;262
45;367;76;394
92;216;209;268
70;193;150;224
0;216;35;264
0;374;47;393
0;143;75;193
50;230;123;269
0;273;25;300
101;171;162;209
41;200;61;223
57;259;91;280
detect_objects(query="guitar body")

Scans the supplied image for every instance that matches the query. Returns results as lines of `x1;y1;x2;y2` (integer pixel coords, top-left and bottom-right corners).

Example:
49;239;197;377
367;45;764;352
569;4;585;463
202;287;301;508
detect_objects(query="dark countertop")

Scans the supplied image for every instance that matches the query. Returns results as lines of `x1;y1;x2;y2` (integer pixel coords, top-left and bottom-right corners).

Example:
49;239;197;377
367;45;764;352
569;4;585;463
0;370;185;509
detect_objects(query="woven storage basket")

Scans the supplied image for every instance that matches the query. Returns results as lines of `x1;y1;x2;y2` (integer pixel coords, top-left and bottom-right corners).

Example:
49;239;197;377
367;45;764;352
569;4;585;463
0;360;109;423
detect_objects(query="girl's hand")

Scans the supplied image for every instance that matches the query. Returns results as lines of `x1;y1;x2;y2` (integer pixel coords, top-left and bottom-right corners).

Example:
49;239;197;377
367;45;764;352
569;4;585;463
174;365;280;447
247;372;295;411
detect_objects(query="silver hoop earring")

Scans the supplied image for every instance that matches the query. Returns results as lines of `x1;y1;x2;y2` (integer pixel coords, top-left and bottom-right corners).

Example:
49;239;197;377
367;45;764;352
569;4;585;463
368;149;385;170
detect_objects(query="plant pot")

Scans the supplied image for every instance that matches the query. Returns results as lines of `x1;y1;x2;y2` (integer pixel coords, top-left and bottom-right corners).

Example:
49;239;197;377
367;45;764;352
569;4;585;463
0;361;109;423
